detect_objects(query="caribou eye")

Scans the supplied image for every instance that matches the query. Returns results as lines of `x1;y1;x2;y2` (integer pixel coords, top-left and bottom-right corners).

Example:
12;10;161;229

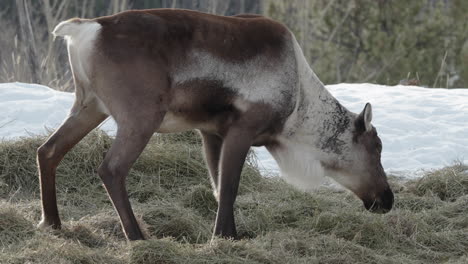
376;140;382;153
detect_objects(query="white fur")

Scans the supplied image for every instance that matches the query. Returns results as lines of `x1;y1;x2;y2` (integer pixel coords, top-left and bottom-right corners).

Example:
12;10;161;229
52;20;82;38
268;142;326;191
324;169;362;191
53;20;101;85
264;34;330;189
233;98;251;112
173;47;296;108
267;34;356;190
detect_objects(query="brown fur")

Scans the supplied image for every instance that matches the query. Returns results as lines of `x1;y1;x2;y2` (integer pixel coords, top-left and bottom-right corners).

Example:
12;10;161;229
95;9;288;65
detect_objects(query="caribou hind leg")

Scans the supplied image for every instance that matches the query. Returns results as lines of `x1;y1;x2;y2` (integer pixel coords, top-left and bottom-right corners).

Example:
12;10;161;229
97;116;164;240
200;131;223;201
213;127;254;239
37;99;108;229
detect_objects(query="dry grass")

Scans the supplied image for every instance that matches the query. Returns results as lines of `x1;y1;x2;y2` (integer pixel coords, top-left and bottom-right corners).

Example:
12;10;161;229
0;131;467;263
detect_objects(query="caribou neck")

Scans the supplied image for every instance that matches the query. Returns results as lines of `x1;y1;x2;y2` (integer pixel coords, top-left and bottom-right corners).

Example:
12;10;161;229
283;36;353;148
267;36;354;189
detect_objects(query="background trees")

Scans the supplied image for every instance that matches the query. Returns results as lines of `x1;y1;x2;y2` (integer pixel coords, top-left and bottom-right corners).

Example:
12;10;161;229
267;0;468;88
0;0;466;90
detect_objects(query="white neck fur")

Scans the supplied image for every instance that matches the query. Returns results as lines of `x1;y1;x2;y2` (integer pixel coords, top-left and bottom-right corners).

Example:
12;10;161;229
268;34;353;190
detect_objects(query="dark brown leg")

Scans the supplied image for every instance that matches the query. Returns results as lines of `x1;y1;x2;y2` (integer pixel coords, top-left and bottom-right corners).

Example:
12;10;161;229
37;100;108;229
200;131;223;201
213;128;253;239
97;120;162;240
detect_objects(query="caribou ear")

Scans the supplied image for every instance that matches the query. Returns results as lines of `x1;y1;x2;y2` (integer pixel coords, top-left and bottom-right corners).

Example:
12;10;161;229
357;103;373;132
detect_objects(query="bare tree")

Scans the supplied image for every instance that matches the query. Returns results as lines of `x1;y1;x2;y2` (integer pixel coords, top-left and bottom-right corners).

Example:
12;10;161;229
15;0;38;83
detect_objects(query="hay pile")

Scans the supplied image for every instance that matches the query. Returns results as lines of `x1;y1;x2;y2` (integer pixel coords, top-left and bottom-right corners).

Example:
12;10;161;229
0;131;467;263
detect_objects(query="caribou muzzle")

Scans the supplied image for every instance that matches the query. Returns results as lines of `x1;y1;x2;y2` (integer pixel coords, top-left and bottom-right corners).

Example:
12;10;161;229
363;187;394;214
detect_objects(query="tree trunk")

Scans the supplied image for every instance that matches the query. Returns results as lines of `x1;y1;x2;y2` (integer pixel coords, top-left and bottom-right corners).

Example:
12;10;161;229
16;0;39;84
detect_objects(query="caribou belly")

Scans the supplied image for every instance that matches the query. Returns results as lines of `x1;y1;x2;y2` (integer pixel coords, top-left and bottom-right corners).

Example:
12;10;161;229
156;112;195;133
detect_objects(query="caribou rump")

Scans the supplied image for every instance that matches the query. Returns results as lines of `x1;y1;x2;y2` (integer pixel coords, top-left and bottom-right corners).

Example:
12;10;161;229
37;9;394;240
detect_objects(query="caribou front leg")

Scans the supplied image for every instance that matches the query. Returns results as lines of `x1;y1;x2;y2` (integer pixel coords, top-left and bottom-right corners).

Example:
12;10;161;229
37;101;107;229
200;131;223;201
213;128;253;239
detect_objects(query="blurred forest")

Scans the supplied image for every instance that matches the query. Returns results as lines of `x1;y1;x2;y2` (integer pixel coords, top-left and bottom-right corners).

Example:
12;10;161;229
0;0;466;91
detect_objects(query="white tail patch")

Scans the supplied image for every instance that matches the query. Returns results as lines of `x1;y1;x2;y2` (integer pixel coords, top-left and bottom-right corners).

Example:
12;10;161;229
53;19;101;85
53;19;81;38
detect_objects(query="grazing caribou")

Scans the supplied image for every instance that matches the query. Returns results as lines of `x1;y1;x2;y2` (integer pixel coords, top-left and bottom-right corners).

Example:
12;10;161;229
38;9;394;241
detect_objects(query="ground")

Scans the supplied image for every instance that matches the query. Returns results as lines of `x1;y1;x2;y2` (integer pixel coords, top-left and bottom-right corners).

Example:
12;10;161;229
0;131;467;263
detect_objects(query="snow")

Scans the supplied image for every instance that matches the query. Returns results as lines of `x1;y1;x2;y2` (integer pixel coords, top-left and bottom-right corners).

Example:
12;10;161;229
0;83;116;138
1;82;468;177
328;83;468;174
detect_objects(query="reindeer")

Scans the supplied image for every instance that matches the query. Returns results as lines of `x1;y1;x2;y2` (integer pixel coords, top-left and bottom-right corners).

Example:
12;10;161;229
37;9;394;241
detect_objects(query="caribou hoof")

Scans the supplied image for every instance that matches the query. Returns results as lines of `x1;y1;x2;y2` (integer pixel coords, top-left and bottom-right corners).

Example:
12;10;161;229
37;218;61;230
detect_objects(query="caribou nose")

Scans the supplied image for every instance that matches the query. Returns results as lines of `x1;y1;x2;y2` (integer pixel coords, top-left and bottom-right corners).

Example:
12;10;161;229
381;188;394;211
363;187;394;214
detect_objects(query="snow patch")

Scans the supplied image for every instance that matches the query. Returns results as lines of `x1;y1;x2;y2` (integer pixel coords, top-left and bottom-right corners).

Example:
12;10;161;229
0;82;116;138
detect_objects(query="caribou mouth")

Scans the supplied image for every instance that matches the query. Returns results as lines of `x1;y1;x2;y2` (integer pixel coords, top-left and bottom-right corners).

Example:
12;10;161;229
363;188;394;214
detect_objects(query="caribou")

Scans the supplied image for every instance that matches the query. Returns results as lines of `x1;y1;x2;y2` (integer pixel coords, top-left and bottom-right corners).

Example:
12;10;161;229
37;9;394;240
